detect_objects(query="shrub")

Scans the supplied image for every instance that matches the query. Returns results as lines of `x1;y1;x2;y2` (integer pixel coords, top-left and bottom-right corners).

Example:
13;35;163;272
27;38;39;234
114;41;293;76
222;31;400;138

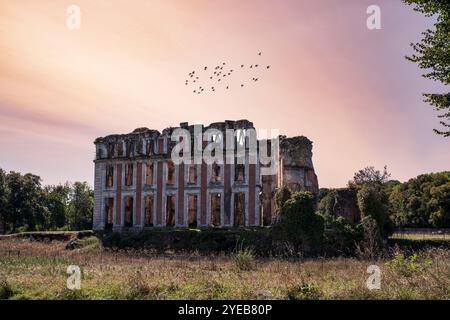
0;278;13;300
232;242;255;271
275;185;292;214
357;184;393;238
278;192;324;251
326;216;363;255
15;226;29;234
388;251;432;277
286;282;321;300
66;235;102;251
355;217;383;260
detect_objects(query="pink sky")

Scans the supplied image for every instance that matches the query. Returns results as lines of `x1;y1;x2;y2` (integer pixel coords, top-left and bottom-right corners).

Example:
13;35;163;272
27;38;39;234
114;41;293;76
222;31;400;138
0;0;448;188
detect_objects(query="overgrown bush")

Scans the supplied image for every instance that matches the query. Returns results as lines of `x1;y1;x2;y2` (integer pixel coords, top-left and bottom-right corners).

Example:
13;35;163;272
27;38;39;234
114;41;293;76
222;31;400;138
388;251;432;277
357;184;393;238
0;278;14;300
275;185;292;214
278;192;324;252
355;217;383;260
286;282;322;300
325;216;363;255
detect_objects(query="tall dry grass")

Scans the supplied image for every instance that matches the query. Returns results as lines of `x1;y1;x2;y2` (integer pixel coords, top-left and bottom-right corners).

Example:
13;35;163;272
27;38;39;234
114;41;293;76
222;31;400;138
0;237;448;300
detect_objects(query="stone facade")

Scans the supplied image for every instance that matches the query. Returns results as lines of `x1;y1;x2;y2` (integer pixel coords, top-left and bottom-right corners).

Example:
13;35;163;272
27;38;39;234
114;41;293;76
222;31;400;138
92;120;319;231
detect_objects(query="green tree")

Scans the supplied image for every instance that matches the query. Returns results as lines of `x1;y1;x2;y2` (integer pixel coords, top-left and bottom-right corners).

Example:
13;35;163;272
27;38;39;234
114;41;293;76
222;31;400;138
357;184;393;238
0;169;10;231
4;172;46;232
427;182;450;227
67;182;93;230
43;183;71;229
404;0;450;136
389;171;449;227
349;166;391;187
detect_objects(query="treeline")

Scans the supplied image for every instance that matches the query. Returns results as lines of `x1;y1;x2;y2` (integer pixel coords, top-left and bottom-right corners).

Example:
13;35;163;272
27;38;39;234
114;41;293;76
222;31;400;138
389;171;450;228
318;169;450;229
0;168;93;233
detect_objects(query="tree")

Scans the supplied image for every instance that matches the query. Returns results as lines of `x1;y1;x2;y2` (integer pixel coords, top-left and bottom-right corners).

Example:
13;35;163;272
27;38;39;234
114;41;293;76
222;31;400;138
428;182;450;227
0;169;9;231
4;172;46;232
357;184;393;238
349;166;391;187
43;183;71;229
67;182;93;230
388;171;449;228
404;0;450;136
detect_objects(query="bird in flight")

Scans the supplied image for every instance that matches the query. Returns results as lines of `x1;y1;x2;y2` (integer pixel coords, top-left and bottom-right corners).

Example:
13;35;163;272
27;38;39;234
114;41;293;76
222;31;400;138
186;54;270;94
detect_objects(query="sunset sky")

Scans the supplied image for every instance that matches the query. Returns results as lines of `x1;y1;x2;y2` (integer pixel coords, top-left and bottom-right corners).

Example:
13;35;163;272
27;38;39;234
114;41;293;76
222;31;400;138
0;0;448;188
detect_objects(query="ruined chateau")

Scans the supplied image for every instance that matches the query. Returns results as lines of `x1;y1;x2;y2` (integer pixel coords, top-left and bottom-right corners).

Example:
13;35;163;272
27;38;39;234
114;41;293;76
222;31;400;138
92;120;318;231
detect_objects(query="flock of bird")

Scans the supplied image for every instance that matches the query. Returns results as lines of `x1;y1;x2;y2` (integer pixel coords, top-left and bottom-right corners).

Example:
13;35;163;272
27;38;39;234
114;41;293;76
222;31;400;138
185;52;270;94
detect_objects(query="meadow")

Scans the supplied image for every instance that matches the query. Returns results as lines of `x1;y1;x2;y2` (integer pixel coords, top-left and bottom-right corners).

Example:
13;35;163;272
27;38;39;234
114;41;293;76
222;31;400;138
0;234;449;300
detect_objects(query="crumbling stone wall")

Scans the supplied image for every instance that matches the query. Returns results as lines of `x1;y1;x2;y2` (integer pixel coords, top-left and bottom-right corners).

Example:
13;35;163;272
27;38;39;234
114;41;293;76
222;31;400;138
279;136;319;194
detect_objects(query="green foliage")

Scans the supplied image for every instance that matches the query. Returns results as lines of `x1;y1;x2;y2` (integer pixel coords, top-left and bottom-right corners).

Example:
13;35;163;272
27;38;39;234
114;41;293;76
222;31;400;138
317;188;359;224
286;282;322;300
43;184;70;229
0;167;93;233
403;0;450;136
355;217;383;260
0;278;14;300
67;182;94;230
66;236;102;252
0;169;9;226
4;172;47;232
327;216;363;253
389;171;450;228
317;188;331;202
357;184;393;238
349;166;391;187
279;192;324;250
388;251;433;277
232;242;255;271
275;185;292;214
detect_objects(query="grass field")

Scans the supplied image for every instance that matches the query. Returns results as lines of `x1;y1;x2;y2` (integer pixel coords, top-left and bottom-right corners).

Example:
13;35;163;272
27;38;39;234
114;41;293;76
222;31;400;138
0;236;449;300
390;233;449;241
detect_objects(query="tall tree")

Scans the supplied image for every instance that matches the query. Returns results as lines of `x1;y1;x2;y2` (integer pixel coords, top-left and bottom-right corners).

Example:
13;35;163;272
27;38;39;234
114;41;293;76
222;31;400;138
0;169;9;231
348;166;391;187
404;0;450;137
67;182;93;230
5;172;46;232
43;183;71;229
